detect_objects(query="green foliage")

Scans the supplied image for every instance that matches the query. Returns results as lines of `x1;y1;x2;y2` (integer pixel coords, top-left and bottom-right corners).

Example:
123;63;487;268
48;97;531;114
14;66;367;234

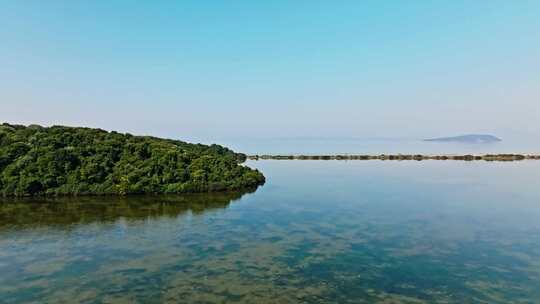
0;123;265;197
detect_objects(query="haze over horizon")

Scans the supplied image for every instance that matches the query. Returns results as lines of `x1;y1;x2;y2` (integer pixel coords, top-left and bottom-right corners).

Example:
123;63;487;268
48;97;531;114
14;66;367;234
2;1;539;144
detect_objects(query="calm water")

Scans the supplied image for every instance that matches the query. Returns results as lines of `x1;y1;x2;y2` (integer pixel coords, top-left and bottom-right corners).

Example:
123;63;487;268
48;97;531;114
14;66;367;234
1;160;540;303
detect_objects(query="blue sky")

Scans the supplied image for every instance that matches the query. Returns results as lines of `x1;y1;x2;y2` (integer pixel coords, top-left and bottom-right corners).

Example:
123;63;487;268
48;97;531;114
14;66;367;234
2;1;539;142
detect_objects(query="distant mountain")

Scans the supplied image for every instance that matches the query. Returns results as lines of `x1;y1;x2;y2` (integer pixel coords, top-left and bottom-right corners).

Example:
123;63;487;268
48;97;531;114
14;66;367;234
424;134;502;143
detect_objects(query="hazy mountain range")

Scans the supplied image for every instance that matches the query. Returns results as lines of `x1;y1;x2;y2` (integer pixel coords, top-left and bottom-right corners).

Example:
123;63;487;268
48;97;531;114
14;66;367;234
424;134;502;143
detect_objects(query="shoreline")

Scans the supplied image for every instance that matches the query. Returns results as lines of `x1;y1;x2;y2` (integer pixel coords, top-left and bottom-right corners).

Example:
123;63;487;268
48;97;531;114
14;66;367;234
248;154;540;161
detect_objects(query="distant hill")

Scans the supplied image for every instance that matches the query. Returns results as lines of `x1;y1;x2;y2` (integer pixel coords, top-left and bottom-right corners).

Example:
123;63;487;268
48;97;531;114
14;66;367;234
424;134;502;143
0;123;265;197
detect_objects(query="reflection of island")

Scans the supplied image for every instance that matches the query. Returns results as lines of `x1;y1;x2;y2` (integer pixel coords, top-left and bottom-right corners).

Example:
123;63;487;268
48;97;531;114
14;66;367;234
424;134;501;143
0;188;258;229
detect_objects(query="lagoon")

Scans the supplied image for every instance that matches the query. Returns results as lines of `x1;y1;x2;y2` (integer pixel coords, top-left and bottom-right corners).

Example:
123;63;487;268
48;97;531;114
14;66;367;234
1;160;540;303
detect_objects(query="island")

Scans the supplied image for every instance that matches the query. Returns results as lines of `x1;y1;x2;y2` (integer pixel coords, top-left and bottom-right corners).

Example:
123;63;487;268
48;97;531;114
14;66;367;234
0;123;265;197
424;134;502;143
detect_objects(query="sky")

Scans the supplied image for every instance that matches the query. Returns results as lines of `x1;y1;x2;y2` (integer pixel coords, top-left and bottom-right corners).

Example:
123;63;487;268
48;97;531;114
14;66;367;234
2;1;539;144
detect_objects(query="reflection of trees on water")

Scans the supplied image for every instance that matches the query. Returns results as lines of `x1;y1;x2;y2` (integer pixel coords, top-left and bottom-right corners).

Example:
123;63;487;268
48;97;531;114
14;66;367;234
0;187;259;228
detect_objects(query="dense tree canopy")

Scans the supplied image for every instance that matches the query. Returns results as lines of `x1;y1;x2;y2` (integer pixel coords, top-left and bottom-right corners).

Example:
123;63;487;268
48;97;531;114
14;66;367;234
0;123;265;197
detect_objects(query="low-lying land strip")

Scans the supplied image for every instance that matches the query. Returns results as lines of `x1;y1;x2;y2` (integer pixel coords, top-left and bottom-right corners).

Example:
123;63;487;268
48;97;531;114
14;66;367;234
248;154;540;161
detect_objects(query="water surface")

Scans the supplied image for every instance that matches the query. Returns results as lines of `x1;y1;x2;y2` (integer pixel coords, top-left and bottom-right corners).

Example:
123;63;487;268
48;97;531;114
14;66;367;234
1;160;540;303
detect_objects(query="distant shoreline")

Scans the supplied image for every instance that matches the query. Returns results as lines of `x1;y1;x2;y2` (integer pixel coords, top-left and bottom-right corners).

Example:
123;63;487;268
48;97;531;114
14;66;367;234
248;154;540;161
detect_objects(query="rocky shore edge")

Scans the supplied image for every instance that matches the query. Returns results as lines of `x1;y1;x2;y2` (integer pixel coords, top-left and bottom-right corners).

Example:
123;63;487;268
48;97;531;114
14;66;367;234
248;154;540;161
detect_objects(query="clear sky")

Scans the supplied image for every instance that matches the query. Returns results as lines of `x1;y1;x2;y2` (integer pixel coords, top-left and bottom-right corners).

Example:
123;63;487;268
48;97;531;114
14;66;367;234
2;1;539;143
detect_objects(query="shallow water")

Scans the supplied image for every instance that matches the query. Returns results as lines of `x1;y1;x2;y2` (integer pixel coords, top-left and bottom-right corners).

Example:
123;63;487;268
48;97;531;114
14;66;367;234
1;160;540;303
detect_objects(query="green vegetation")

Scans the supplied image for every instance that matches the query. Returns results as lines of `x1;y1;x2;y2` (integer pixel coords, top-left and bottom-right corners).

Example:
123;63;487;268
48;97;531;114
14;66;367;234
0;123;264;197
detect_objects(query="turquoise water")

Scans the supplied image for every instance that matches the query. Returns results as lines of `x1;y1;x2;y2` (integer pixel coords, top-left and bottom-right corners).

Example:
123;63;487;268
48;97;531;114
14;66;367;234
1;160;540;303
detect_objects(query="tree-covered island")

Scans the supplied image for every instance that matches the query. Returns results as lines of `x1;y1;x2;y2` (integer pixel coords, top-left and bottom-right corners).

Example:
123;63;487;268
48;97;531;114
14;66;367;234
0;123;265;197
